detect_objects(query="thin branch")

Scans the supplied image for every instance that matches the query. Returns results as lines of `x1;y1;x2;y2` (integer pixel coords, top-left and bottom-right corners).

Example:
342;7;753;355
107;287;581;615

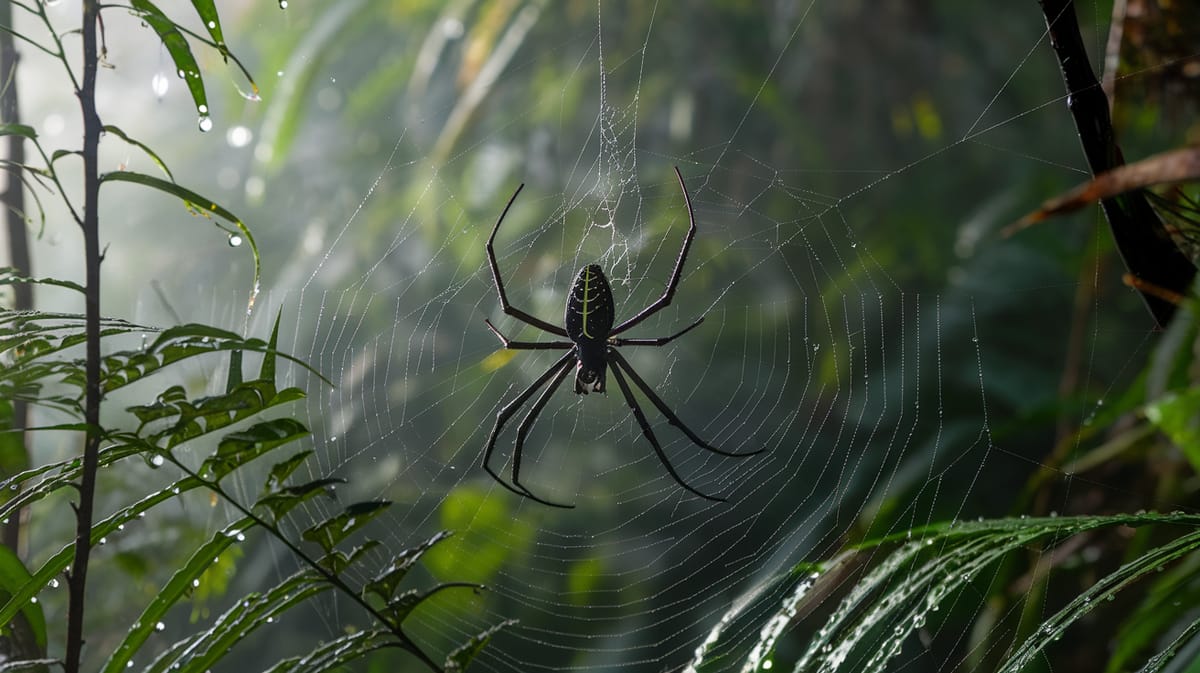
1037;0;1196;328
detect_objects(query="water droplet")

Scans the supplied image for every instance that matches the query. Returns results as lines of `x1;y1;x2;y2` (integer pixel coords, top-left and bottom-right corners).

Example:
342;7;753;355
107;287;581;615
441;18;464;38
151;73;170;98
227;233;243;247
155;621;166;631
192;579;200;588
278;0;288;7
176;68;186;79
126;661;134;668
226;125;253;148
198;104;208;114
150;455;165;467
99;537;107;545
199;115;214;133
30;597;37;604
207;20;216;28
47;578;59;588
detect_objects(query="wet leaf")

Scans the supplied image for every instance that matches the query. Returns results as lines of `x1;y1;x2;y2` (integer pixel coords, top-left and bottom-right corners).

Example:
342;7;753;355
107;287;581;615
129;0;209;127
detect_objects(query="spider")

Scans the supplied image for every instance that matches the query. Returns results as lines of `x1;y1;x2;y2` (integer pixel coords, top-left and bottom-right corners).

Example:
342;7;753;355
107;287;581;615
481;167;761;508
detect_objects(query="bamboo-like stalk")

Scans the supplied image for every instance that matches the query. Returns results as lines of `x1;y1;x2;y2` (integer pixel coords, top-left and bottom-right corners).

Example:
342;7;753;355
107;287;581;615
64;0;104;670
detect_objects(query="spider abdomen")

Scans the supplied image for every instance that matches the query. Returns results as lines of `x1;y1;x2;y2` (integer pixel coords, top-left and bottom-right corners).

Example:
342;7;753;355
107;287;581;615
565;264;615;344
566;264;614;394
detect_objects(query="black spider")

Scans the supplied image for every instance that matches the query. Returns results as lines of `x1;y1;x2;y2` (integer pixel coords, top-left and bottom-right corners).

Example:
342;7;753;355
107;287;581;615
481;167;761;508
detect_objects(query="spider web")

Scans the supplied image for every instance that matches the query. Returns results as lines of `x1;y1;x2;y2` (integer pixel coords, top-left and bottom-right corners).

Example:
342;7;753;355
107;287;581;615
22;1;1185;671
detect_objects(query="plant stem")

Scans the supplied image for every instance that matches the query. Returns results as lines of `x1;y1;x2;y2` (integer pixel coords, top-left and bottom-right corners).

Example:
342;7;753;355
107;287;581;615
65;1;104;671
1;0;31;557
1037;0;1196;328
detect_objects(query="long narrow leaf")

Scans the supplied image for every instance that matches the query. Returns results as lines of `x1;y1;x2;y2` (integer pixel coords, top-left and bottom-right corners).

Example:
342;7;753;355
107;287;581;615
100;517;256;673
145;570;329;673
0;544;46;657
0;476;207;626
98;171;259;302
102;125;174;180
128;0;209;127
260;630;397;673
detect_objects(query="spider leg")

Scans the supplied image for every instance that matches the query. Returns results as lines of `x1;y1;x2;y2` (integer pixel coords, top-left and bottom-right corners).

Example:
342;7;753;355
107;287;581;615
609;349;763;458
611;167;697;336
487;184;570;338
485;319;572;350
481;350;577;509
610;316;703;347
607;359;725;502
510;360;575;508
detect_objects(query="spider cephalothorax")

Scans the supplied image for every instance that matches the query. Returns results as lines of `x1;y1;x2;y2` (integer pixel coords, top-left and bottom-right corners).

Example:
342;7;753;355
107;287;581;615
481;167;762;508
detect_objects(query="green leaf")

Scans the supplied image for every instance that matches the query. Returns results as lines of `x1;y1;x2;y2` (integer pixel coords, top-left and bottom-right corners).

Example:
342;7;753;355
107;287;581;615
1146;386;1200;472
1107;552;1200;672
264;450;314;490
302;501;391;553
206;418;310;480
100;517;256;673
189;0;225;47
260;308;283;383
0;544;46;658
129;0;209;126
98;173;260;307
0;476;209;627
185;0;258;100
98;171;251;245
691;513;1200;673
0;400;30;491
0;269;84;295
260;630;396;673
226;348;244;392
378;583;480;629
316;540;379;574
362;530;453;603
256;476;342;522
0;442;142;524
444;620;515;673
142;570;329;673
0;123;37;140
102;125;174;179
